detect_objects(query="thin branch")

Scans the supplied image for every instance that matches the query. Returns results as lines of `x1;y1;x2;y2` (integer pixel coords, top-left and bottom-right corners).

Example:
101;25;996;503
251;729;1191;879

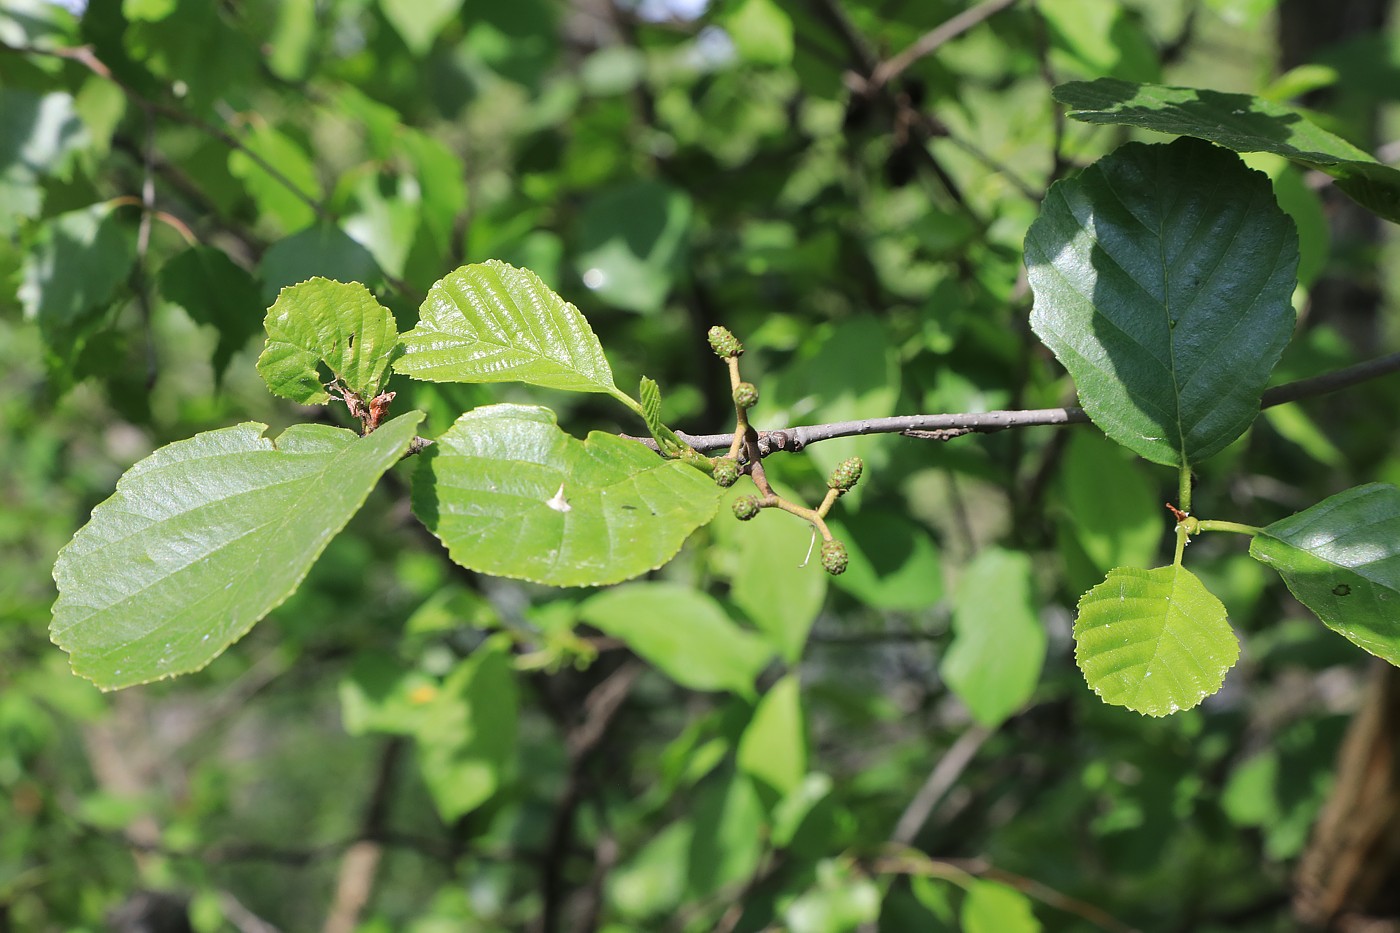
624;349;1400;457
871;0;1021;89
890;724;992;845
322;738;405;933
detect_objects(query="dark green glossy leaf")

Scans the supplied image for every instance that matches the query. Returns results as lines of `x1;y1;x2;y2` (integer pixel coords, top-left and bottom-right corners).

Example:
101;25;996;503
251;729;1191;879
50;412;424;690
257;277;399;405
413;404;722;586
1055;78;1400;223
1250;483;1400;665
1026;137;1298;466
1075;564;1239;716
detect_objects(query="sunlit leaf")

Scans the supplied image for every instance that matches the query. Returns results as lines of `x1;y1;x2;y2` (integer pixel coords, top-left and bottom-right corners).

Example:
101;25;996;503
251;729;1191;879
1075;564;1239;716
414;404;722;586
379;0;463;56
397;260;630;405
158;246;262;384
737;674;806;797
1250;483;1400;665
1055;78;1400;223
963;880;1041;933
1026;137;1298;466
50;412;424;690
257;277;399;404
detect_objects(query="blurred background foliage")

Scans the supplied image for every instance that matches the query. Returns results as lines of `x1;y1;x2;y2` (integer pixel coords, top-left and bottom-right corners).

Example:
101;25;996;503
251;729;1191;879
4;0;1400;930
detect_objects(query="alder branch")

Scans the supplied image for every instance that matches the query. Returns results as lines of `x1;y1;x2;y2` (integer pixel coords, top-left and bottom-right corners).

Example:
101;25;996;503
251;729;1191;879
624;350;1400;457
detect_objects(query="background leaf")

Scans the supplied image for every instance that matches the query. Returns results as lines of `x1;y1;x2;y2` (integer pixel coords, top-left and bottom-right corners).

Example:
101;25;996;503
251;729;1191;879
256;277;399;404
940;548;1045;728
1074;564;1240;716
413;404;721;586
1026;137;1298;466
157;245;262;384
576;583;771;695
962;880;1041;933
1055;78;1400;223
50;411;424;689
1250;483;1400;665
378;0;463;56
396;260;629;404
737;673;806;797
572;180;692;315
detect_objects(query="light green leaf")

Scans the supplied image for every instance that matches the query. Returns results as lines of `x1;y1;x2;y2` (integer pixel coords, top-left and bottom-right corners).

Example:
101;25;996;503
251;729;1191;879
1074;564;1239;716
573;180;692;315
713;485;828;662
1054;78;1400;224
0;90;87;234
257;277;399;405
1026;137;1298;466
338;653;438;736
940;548;1045;728
227;123;323;233
415;640;518;821
414;404;721;587
379;0;463;56
1058;431;1162;573
963;880;1041;933
608;821;691;919
1038;0;1158;82
721;0;794;66
577;583;771;695
50;412;425;690
640;376;688;457
737;674;806;798
1250;483;1400;665
687;768;765;897
396;260;630;404
786;860;881;933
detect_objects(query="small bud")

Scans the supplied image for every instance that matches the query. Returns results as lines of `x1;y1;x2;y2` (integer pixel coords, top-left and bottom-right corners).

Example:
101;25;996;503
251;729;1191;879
732;495;762;521
708;326;744;359
827;457;863;493
821;540;848;575
712;458;741;488
732;382;759;410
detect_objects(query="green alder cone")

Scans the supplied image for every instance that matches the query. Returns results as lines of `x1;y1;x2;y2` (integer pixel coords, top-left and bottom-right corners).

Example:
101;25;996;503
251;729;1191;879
257;277;399;404
1075;564;1239;716
50;411;425;690
1025;137;1299;467
1250;483;1400;666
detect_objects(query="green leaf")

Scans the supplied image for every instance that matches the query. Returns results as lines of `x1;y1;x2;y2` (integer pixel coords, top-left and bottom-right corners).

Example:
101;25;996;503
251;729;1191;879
721;0;794;66
414;404;722;587
0;90;87;234
396;260;631;405
379;0;463;56
1038;0;1159;82
414;640;518;821
827;511;943;611
1057;431;1162;573
1074;565;1239;716
1054;78;1400;224
227;123;323;233
640;376;688;457
50;411;425;690
1026;137;1298;466
573;180;692;315
737;674;806;798
1250;483;1400;665
940;548;1045;728
786;860;882;933
257;277;399;405
962;880;1041;933
157;246;262;384
20;202;134;334
577;583;772;695
687;768;765;898
259;223;383;303
713;485;828;662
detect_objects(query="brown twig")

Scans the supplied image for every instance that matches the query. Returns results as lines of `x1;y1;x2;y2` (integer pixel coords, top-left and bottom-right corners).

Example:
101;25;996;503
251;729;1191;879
891;724;993;845
322;738;406;933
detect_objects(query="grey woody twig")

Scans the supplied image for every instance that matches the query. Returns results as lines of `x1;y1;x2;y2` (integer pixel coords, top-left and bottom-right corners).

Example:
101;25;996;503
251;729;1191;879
870;0;1021;89
625;349;1400;458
